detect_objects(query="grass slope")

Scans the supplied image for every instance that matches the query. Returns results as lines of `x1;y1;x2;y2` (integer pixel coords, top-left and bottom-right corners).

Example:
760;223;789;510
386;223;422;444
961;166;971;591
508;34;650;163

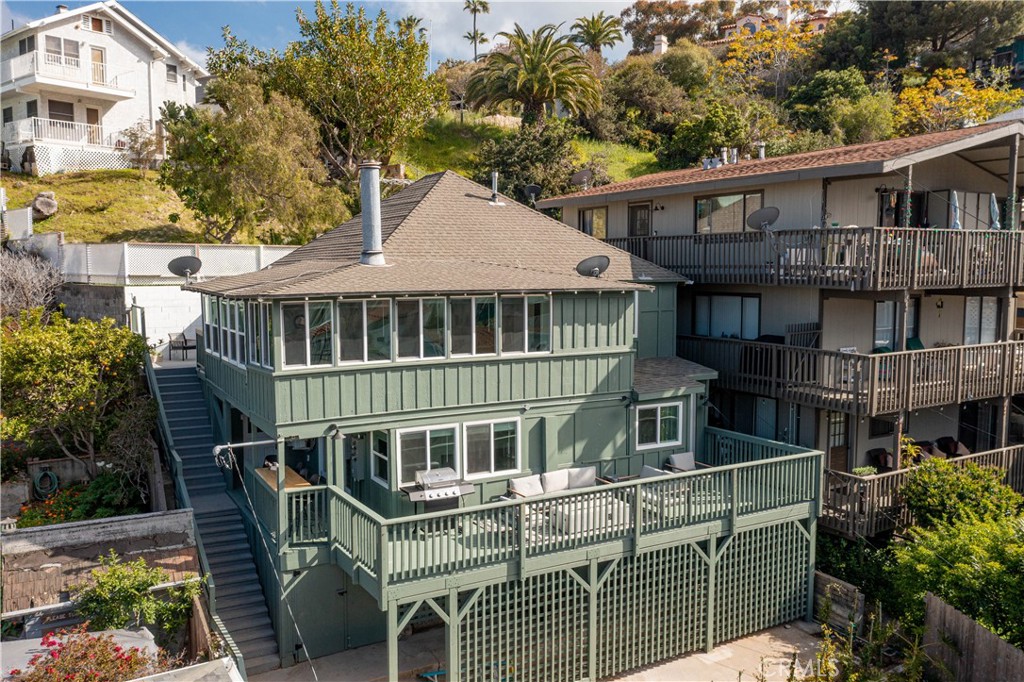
2;169;205;243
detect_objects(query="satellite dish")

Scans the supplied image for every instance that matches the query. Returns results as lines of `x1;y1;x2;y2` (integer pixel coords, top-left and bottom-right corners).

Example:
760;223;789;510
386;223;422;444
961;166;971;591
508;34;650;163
570;169;593;189
745;206;781;231
575;254;611;278
168;255;203;283
524;184;542;204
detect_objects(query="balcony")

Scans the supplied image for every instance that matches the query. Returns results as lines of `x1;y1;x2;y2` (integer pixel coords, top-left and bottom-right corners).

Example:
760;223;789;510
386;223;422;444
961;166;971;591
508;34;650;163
248;428;823;606
821;444;1024;538
1;51;134;100
607;227;1024;290
678;336;1024;416
2;117;126;149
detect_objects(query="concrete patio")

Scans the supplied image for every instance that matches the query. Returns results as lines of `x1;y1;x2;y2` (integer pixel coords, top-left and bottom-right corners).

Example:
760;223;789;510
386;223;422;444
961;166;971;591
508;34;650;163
250;620;822;682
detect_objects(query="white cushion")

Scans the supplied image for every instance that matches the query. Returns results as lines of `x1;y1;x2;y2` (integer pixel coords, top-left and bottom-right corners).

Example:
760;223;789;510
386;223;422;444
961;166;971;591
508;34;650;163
668;452;696;472
510;474;544;497
541;469;570;493
567;466;597;489
639;465;667;479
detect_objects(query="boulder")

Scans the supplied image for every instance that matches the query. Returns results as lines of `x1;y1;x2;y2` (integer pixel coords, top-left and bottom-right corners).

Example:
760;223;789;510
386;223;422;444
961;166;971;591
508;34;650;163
30;192;58;220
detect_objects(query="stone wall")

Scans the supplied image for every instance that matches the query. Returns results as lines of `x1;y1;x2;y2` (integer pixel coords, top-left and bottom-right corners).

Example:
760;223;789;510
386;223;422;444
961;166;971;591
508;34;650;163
59;283;128;326
2;509;199;613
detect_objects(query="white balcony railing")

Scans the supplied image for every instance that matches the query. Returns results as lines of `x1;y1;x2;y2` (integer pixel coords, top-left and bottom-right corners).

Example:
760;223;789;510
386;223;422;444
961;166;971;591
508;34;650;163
2;117;126;148
2;51;125;90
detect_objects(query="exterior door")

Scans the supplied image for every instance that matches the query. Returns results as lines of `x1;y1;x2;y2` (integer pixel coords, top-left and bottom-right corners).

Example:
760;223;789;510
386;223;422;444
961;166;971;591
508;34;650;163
628;203;652;237
755;397;776;440
86;107;100;145
90;47;106;85
826;411;849;471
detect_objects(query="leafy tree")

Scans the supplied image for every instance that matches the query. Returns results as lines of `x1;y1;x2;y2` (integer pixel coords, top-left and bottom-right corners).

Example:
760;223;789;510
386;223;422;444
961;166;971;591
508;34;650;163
1;309;147;478
832;90;894;143
722;18;817;100
160;73;347;244
396;15;427;40
902;458;1023;528
474;119;608;203
204;26;277;93
655;39;716;94
0;250;63;320
464;0;490;61
436;58;482;121
658;100;746;168
894;67;1023;135
889;514;1024;646
785;67;871;132
593;56;682;148
275;1;445;178
571;12;624;57
620;1;776;54
463;29;489;54
118;119;160;176
764;128;837;157
467;24;601;125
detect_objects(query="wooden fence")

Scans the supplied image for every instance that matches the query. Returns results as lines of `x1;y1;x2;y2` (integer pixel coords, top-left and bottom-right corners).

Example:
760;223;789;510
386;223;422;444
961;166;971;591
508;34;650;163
924;593;1024;682
820;444;1024;538
813;571;864;636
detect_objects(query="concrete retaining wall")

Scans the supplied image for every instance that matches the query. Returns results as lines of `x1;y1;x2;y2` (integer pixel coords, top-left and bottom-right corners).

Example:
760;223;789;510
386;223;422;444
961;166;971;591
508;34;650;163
59;283;127;326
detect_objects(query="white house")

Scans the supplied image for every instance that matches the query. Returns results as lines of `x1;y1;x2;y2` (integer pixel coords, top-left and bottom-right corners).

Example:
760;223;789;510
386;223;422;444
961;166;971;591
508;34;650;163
0;1;208;176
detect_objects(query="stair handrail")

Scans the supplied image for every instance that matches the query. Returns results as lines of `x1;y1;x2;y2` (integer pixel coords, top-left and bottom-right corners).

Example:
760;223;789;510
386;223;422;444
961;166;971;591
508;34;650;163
143;354;248;679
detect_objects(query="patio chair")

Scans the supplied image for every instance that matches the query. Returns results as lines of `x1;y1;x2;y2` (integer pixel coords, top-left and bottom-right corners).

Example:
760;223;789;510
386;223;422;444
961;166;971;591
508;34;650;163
664;452;711;473
170;331;197;360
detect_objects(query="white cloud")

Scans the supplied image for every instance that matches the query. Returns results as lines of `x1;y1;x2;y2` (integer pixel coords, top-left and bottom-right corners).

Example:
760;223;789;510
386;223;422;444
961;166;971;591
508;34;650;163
174;39;208;70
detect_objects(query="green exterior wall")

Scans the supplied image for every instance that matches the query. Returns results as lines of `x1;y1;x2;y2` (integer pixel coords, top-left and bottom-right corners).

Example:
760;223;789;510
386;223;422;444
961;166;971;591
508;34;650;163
637;283;678;358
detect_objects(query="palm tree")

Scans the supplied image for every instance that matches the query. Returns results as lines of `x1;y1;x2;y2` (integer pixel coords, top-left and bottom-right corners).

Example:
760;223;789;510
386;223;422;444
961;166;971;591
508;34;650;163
467;23;601;125
571;12;624;57
463;30;489;54
463;0;490;61
395;15;427;40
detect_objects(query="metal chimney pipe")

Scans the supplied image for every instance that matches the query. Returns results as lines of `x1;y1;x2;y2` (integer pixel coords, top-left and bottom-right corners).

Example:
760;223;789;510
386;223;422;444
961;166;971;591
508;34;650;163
359;160;385;266
756;141;766;160
730;148;739;164
491;171;499;202
720;147;729;165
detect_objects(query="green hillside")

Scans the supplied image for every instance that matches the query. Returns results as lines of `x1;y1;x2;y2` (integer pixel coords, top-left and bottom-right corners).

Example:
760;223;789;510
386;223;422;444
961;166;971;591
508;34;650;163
2;170;205;243
2;120;658;244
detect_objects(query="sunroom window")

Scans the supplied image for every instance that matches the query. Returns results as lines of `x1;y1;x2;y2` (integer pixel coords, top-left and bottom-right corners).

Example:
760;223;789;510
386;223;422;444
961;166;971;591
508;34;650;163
637;403;682;449
501;296;551;354
282;301;334;367
450;296;497;356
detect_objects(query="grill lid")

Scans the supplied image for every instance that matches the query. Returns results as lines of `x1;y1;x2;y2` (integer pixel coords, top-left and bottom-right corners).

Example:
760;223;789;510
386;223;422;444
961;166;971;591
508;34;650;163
415;467;459;488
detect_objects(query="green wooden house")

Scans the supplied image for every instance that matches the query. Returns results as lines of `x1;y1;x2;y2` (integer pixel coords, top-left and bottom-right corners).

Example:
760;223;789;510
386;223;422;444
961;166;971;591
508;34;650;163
183;164;824;680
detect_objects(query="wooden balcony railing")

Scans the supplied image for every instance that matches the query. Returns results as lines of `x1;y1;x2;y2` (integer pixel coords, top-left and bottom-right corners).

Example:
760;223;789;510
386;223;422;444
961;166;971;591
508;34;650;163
263;428;821;605
820;444;1024;538
678;336;1024;416
607;228;1024;289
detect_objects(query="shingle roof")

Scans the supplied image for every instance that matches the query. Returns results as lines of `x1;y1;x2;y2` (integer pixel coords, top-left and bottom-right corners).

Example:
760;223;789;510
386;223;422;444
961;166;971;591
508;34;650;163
634;357;717;396
188;171;683;298
539;122;1023;206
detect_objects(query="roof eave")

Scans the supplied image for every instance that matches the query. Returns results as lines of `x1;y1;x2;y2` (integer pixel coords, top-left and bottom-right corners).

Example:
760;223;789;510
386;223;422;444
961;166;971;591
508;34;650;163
884;121;1024;172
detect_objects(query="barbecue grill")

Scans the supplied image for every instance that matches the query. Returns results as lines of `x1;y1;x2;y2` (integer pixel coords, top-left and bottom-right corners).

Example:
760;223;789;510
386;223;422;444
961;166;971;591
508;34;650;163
403;467;474;510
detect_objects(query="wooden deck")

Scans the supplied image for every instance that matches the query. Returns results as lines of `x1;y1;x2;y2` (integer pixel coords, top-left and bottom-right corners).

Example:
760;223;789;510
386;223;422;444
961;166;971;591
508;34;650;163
608;227;1024;290
678;336;1024;416
249;428;823;607
820;444;1024;538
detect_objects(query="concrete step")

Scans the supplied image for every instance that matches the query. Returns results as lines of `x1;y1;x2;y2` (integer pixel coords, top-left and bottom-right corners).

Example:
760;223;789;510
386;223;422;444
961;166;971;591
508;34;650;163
155;367;199;378
244;652;281;676
239;635;278;661
157;377;200;389
159;389;204;401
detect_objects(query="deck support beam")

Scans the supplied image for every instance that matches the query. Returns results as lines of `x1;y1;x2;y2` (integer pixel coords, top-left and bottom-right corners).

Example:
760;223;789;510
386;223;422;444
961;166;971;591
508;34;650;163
805;516;817;621
386;600;399;682
705;535;717;653
1007;134;1019;229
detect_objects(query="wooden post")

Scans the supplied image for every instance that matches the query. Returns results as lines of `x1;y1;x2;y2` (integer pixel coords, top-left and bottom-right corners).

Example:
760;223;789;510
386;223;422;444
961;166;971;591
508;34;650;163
386;601;399;682
1008;134;1019;230
587;559;598;681
806;516;817;621
277;438;288;553
706;535;717;653
447;588;461;682
902;164;913;229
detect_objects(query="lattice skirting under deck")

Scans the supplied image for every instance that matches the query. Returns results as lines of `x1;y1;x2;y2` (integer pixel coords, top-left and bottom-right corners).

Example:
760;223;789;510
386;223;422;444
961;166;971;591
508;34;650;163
5;143;131;176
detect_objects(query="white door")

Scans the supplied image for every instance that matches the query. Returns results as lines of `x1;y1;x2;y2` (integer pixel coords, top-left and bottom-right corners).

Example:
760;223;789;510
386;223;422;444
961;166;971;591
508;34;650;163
755;397;776;440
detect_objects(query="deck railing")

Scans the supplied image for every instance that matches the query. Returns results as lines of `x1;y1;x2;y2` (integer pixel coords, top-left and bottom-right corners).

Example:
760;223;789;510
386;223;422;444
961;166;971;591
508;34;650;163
678;336;1024;416
1;117;125;148
820;444;1024;538
272;428;822;604
2;51;126;90
607;227;1024;289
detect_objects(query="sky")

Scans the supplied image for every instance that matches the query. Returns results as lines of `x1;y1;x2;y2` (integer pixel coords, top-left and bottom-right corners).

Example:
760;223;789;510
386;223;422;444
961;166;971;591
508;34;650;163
1;0;643;70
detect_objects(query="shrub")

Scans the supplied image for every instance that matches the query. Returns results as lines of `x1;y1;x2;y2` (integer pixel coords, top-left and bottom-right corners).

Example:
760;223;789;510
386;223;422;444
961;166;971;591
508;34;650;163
16;485;84;528
15;473;144;528
902;458;1023;528
72;551;203;646
8;624;174;682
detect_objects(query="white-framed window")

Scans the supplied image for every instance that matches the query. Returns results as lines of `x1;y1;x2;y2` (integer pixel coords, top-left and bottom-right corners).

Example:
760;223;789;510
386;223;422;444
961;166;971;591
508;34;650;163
337;299;392;363
18;36;35;55
964;296;999;345
245;301;273;369
500;295;551;354
396;298;446;360
82;15;113;34
463;419;520;479
202;295;247;366
166;64;178;83
44;35;79;63
636;402;683;450
578;207;607;240
370;431;390;487
282;300;334;367
396;425;458;486
449;296;497;356
696;191;763;233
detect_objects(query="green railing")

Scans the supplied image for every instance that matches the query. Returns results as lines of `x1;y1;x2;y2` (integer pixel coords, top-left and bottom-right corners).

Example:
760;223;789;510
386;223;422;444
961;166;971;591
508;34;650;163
821;444;1024;538
142;348;247;678
274;429;822;604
